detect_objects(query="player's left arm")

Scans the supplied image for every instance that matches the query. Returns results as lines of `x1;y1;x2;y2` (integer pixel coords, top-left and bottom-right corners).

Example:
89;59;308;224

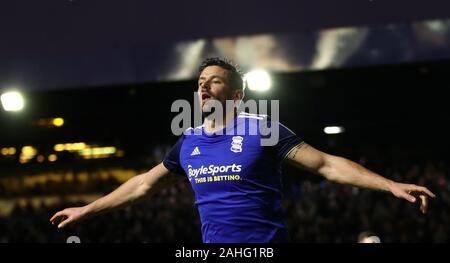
285;143;436;213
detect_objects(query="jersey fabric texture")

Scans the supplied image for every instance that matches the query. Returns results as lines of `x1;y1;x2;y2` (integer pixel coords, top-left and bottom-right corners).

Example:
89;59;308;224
163;112;303;243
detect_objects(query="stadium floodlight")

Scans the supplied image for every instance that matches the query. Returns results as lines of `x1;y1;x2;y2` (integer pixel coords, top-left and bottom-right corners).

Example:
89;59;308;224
324;126;345;134
1;91;24;112
244;70;272;91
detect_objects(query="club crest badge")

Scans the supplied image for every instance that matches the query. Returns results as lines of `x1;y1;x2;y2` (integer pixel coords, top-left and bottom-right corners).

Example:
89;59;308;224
230;136;244;153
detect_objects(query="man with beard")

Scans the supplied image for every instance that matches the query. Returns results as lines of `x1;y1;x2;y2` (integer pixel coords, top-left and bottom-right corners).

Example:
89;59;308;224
50;58;435;243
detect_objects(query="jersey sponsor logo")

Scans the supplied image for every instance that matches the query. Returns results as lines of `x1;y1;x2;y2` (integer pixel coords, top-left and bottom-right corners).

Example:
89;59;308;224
190;146;201;156
230;136;243;153
187;164;242;180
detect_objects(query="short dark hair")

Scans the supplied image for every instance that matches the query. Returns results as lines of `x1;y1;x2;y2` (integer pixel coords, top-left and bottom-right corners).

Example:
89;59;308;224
198;58;245;91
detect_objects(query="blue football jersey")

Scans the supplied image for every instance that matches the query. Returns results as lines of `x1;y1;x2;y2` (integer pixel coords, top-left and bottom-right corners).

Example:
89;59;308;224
163;112;303;243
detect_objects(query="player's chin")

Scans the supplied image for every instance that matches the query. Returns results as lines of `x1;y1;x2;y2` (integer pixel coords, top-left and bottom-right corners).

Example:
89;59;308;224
202;101;215;111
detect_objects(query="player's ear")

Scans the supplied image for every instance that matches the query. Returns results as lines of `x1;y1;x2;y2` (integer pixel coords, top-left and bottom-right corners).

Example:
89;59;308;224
233;89;244;101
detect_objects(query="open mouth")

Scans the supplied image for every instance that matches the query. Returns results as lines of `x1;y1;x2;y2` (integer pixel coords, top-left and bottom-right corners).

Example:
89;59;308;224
202;93;212;101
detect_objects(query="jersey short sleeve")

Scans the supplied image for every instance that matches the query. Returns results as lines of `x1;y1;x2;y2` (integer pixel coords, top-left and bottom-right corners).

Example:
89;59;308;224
275;121;304;161
260;117;304;162
162;135;185;175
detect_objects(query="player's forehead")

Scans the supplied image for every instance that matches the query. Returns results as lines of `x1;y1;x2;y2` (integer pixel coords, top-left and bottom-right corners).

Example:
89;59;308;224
199;65;228;80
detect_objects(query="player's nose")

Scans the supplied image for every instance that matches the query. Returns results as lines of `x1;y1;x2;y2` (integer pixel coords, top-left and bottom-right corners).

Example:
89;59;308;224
199;86;210;97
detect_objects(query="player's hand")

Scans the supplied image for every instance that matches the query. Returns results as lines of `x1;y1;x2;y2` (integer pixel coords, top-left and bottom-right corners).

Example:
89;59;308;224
388;182;436;214
50;207;88;229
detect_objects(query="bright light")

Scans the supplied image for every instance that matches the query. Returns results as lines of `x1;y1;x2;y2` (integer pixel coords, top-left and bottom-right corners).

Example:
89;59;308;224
79;146;117;159
72;142;86;150
2;147;17;155
8;147;16;155
324;126;345;134
55;142;87;152
245;70;272;91
54;144;65;152
52;118;64;127
1;148;8;155
48;154;58;162
64;142;86;151
80;146;116;156
22;146;37;155
359;235;381;243
1;91;24;112
20;146;37;163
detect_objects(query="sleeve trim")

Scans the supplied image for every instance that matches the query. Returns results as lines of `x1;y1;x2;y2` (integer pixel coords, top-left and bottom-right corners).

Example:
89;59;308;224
282;141;306;163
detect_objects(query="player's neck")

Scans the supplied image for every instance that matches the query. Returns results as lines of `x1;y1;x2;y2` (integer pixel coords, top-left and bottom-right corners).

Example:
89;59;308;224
203;109;236;134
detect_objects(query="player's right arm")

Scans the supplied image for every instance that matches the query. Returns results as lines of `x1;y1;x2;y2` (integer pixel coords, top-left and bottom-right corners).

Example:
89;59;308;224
50;162;178;228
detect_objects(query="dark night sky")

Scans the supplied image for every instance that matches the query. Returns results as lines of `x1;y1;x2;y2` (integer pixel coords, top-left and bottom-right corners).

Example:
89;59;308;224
1;0;449;90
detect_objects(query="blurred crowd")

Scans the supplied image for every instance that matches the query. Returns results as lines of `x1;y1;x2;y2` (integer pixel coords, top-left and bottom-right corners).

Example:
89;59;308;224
282;158;449;243
0;181;201;243
0;155;448;243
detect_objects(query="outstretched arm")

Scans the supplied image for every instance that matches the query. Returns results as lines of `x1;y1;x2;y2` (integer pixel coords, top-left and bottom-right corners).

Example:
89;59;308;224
50;162;181;228
286;143;436;213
